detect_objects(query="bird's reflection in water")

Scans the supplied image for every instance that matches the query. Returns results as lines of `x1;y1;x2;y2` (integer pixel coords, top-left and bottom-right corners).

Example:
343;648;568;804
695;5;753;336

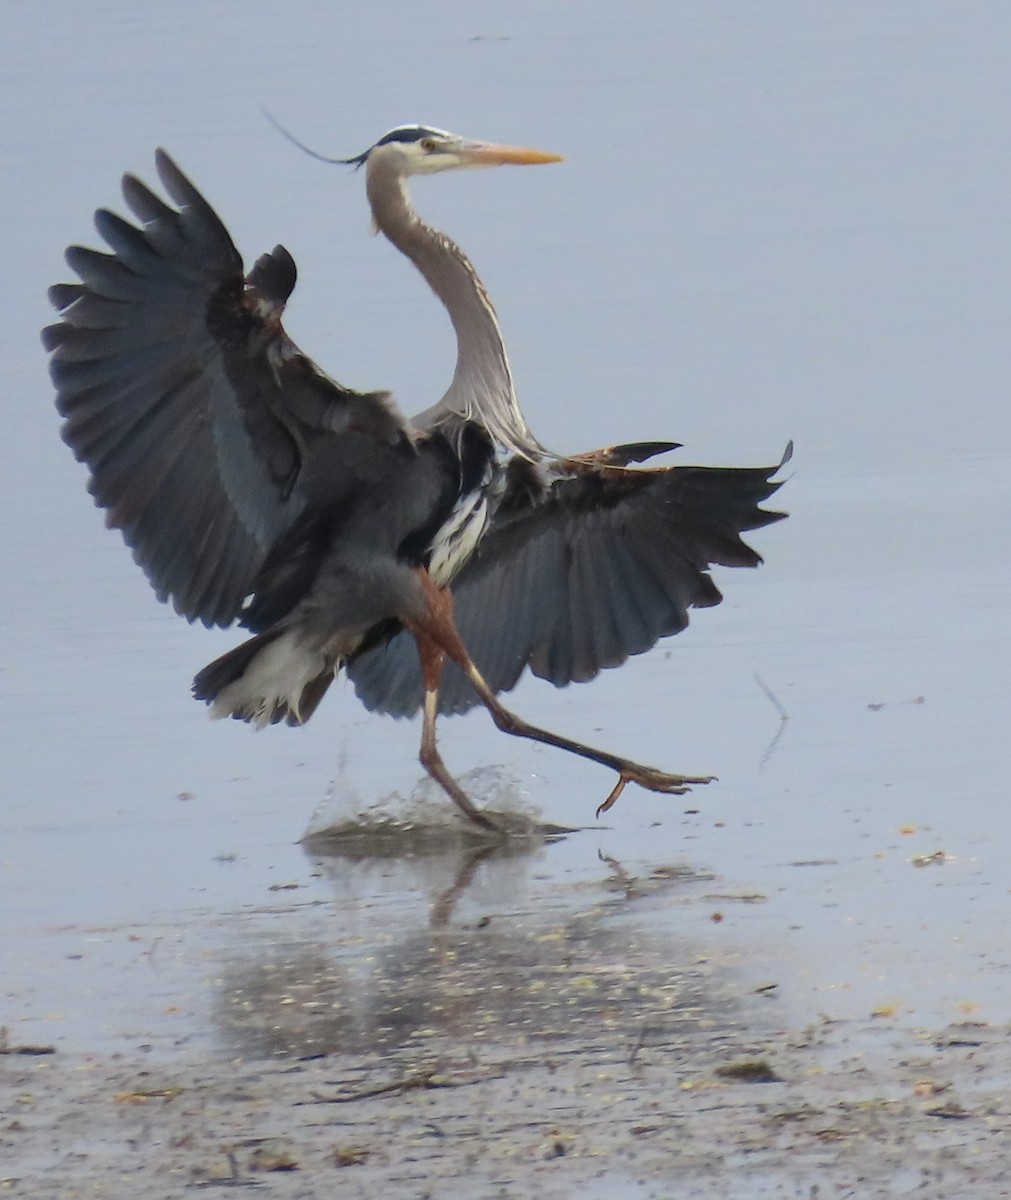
211;811;742;1064
302;766;575;928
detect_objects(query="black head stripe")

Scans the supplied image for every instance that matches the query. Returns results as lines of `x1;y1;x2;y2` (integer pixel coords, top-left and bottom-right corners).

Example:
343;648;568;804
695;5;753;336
375;125;450;148
345;126;454;170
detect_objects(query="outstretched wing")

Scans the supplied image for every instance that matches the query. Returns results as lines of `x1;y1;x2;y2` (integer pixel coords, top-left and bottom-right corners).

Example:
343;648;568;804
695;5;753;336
44;149;412;628
348;442;791;717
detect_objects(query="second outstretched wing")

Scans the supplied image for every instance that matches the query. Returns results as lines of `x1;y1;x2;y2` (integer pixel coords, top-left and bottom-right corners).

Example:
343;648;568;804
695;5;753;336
348;442;791;716
44;150;412;628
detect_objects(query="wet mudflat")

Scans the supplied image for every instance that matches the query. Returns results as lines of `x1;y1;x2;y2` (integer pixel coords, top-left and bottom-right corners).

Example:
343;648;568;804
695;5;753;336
7;1032;1011;1198
4;829;1011;1198
4;2;1011;1196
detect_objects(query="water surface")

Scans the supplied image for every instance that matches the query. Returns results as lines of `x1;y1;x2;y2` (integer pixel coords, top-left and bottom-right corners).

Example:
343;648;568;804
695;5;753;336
2;1;1009;1063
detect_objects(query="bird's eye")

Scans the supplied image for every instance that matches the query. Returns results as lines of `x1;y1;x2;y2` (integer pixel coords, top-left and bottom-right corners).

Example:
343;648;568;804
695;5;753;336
420;137;438;152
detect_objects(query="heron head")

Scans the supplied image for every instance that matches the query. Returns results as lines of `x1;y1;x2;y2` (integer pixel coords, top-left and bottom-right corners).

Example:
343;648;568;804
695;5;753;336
351;125;563;175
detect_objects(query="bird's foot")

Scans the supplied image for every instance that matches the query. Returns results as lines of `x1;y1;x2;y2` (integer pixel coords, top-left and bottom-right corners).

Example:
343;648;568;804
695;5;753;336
596;765;716;818
444;787;504;834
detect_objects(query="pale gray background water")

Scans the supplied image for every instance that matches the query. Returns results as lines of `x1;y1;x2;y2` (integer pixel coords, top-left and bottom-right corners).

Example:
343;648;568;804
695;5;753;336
2;2;1009;1049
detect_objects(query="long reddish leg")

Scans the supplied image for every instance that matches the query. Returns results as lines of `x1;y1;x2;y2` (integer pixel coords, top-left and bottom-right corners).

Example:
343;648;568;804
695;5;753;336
406;573;713;820
413;627;500;831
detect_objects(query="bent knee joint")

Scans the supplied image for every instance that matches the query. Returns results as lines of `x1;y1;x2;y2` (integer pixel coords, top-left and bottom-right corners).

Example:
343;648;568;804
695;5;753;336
490;707;526;735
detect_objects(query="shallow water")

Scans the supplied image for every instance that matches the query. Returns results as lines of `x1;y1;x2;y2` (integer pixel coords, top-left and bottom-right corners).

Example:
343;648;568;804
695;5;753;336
2;0;1010;1074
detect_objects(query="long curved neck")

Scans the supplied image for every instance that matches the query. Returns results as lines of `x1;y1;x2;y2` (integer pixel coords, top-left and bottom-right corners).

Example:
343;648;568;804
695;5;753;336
366;157;541;459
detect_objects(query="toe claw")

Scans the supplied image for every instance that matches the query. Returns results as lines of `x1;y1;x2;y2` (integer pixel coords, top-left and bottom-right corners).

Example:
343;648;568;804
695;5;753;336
596;774;629;818
595;764;716;818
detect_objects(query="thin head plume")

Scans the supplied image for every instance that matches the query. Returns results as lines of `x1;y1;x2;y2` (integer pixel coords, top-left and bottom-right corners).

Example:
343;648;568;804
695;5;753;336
261;108;366;168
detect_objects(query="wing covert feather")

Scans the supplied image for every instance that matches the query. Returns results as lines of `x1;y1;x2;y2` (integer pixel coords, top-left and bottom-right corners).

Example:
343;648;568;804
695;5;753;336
348;445;790;716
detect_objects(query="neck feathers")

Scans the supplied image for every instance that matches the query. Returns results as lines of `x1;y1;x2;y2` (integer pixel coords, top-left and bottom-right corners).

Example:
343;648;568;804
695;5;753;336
366;160;543;460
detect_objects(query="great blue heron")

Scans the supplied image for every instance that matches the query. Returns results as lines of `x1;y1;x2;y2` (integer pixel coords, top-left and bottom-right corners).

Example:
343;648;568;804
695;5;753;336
43;125;789;831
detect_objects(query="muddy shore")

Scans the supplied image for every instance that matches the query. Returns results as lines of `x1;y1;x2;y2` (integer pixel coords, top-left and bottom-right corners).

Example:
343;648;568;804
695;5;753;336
4;837;1009;1199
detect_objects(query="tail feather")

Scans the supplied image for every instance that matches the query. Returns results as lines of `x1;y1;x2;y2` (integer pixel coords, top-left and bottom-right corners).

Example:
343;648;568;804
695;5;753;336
193;628;337;728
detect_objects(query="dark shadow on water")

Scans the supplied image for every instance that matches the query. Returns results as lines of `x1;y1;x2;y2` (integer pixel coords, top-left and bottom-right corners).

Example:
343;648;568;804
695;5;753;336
302;812;579;857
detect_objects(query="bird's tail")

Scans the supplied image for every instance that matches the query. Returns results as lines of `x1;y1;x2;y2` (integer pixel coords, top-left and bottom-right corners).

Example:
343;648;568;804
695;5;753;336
193;628;337;729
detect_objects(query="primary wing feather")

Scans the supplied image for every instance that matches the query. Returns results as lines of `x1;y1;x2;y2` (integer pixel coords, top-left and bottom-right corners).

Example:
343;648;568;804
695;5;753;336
348;443;791;716
44;149;411;628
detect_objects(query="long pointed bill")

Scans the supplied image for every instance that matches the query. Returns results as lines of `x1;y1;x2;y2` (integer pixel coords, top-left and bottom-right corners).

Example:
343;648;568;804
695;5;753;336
459;140;563;166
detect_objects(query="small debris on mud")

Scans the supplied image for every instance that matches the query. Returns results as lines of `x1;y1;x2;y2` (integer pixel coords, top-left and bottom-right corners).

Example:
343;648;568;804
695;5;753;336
112;1086;183;1104
911;850;949;867
246;1140;299;1172
867;695;926;711
332;1144;370;1168
923;1102;973;1120
714;1058;783;1083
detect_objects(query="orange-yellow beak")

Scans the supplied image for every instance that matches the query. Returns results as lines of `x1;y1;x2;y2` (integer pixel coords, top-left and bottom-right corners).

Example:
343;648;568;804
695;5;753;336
458;140;564;167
